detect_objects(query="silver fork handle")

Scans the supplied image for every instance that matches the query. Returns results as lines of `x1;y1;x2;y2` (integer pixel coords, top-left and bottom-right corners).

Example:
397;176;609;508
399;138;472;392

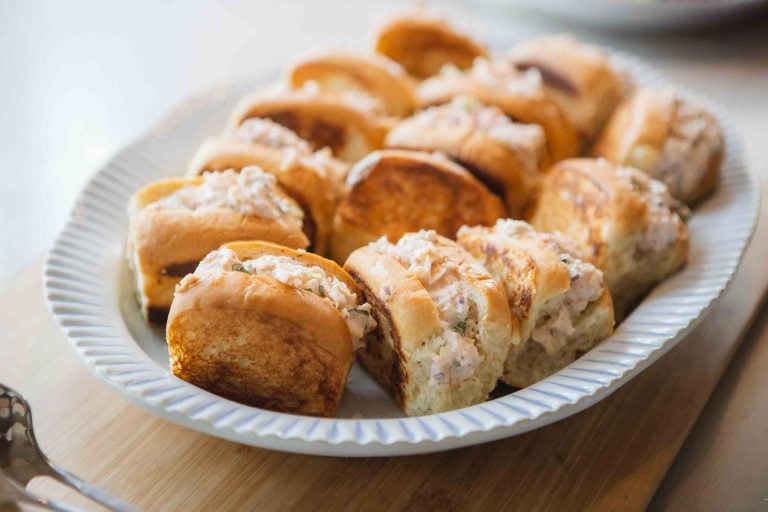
47;462;138;512
1;471;85;512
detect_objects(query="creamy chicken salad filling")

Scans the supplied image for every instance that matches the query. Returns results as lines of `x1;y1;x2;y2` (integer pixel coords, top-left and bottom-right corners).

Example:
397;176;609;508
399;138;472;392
231;118;313;155
614;165;688;254
653;98;723;200
298;79;386;117
438;58;543;97
370;230;484;387
483;220;604;355
147;167;304;224
403;96;545;174
190;248;376;347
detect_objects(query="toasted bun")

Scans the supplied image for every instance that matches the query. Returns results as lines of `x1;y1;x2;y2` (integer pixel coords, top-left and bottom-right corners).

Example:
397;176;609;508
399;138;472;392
592;88;723;206
527;158;689;319
330;150;506;263
344;236;515;415
229;87;391;163
457;222;614;387
373;11;488;79
186;137;340;255
384;101;544;217
167;266;353;417
509;35;625;140
287;50;416;118
127;178;309;322
416;61;580;166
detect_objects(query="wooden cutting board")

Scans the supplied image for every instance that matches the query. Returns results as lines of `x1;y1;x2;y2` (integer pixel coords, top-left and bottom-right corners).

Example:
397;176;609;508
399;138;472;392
1;184;766;512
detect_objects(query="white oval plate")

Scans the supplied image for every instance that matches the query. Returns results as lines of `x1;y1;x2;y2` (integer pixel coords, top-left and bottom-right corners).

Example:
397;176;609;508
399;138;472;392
44;53;759;457
508;0;768;30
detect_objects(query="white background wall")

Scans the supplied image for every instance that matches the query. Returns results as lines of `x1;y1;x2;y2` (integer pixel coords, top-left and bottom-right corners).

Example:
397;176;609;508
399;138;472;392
1;0;766;285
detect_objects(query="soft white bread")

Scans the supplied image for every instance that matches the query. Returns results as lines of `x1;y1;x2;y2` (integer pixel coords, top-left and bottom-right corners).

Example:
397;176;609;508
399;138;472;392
372;10;488;79
592;87;723;206
127;168;309;322
508;34;625;141
186;119;346;255
416;59;580;167
287;49;416;118
527;158;689;320
457;220;614;387
228;85;392;163
344;231;516;415
167;241;376;417
385;96;546;217
330;149;507;264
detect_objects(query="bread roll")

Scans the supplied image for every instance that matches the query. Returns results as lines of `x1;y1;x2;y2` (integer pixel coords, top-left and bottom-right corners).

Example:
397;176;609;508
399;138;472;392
330;149;506;263
416;59;580;167
344;230;516;415
385;95;545;217
287;49;416;118
187;118;345;255
508;34;625;141
229;84;391;163
592;87;723;206
167;241;376;417
127;167;309;322
528;158;689;320
373;10;487;79
458;220;614;387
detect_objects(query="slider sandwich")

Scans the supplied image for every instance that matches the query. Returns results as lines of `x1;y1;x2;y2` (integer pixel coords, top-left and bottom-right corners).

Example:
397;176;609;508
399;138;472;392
458;220;614;387
167;241;377;417
127;166;308;322
416;58;580;166
592;87;723;206
372;10;488;80
187;118;344;255
528;158;689;320
345;230;516;415
330;149;506;263
386;95;545;217
229;84;391;163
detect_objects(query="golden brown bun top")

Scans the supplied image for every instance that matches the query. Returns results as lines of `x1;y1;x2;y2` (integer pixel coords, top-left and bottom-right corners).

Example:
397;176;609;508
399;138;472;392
170;265;353;367
286;49;416;118
228;86;392;161
540;157;647;222
591;87;676;164
373;10;488;79
341;149;506;236
221;241;359;295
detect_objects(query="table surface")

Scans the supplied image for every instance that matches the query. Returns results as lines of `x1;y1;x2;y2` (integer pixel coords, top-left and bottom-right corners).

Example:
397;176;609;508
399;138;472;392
3;1;768;511
0;185;764;512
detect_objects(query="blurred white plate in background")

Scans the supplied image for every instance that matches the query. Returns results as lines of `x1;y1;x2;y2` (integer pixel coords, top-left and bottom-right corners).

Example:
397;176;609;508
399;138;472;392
508;0;768;30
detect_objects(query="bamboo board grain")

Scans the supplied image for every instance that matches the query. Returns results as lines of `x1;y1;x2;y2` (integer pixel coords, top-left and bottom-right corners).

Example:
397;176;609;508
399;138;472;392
650;292;768;510
1;184;766;512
